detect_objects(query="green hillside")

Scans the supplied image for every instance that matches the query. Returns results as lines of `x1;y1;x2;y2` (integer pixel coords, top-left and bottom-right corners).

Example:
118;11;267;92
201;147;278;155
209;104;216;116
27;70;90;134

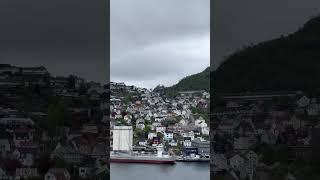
170;67;211;91
213;15;320;94
154;67;211;96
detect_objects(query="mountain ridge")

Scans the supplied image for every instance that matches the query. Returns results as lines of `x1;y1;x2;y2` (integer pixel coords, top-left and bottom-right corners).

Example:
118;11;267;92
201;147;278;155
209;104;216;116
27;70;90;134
213;15;320;94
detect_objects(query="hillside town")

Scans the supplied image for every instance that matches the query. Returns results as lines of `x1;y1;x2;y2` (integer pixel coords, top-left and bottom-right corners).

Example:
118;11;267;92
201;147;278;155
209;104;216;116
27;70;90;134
211;92;320;180
0;63;211;179
0;64;109;180
110;82;210;161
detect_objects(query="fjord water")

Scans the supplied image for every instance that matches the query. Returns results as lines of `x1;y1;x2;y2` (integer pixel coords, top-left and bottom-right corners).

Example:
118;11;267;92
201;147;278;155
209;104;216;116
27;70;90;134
111;162;209;180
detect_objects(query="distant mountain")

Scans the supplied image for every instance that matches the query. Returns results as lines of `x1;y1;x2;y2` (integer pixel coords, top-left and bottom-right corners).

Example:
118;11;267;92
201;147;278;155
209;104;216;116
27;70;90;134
154;67;211;96
213;15;320;94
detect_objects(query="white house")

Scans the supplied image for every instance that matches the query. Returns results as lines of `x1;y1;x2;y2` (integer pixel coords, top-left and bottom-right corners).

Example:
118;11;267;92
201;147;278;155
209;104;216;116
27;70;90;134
148;132;157;140
163;132;173;141
173;109;181;116
201;127;210;136
195;117;207;128
152;122;162;127
179;119;187;126
114;114;123;119
182;131;195;141
155;116;165;122
123;114;132;124
156;126;166;133
136;121;145;130
169;140;178;147
183;137;192;147
145;115;151;121
138;139;148;146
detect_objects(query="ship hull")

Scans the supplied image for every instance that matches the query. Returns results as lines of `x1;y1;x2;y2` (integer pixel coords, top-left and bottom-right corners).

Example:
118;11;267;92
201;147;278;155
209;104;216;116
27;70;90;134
110;154;176;164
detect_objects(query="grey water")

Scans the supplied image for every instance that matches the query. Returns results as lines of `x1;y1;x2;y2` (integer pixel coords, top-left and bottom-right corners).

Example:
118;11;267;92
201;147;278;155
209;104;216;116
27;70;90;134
110;162;210;180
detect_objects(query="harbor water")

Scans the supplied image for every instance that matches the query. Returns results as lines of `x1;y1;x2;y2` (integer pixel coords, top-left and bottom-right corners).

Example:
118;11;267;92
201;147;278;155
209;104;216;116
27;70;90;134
110;162;210;180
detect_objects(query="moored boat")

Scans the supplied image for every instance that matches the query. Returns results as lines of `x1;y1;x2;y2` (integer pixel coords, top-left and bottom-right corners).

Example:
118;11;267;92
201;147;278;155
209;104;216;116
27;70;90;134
110;145;176;164
176;155;210;162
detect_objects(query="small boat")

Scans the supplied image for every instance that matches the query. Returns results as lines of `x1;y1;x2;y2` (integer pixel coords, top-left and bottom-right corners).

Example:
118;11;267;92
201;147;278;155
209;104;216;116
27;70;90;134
176;155;210;162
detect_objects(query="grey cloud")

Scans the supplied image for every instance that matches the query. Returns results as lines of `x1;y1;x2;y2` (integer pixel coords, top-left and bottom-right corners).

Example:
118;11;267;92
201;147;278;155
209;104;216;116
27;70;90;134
111;0;210;88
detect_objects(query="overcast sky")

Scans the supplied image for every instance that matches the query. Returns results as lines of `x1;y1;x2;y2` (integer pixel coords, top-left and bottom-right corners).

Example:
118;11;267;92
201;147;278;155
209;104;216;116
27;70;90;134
110;0;210;89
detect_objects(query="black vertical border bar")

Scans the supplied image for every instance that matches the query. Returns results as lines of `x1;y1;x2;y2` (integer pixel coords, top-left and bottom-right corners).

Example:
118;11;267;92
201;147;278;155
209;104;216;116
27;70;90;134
209;0;214;178
106;0;111;178
106;0;110;85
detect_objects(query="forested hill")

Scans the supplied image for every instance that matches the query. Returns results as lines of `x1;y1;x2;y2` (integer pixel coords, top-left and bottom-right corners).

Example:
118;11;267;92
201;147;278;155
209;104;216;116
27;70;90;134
213;15;320;94
154;67;211;96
